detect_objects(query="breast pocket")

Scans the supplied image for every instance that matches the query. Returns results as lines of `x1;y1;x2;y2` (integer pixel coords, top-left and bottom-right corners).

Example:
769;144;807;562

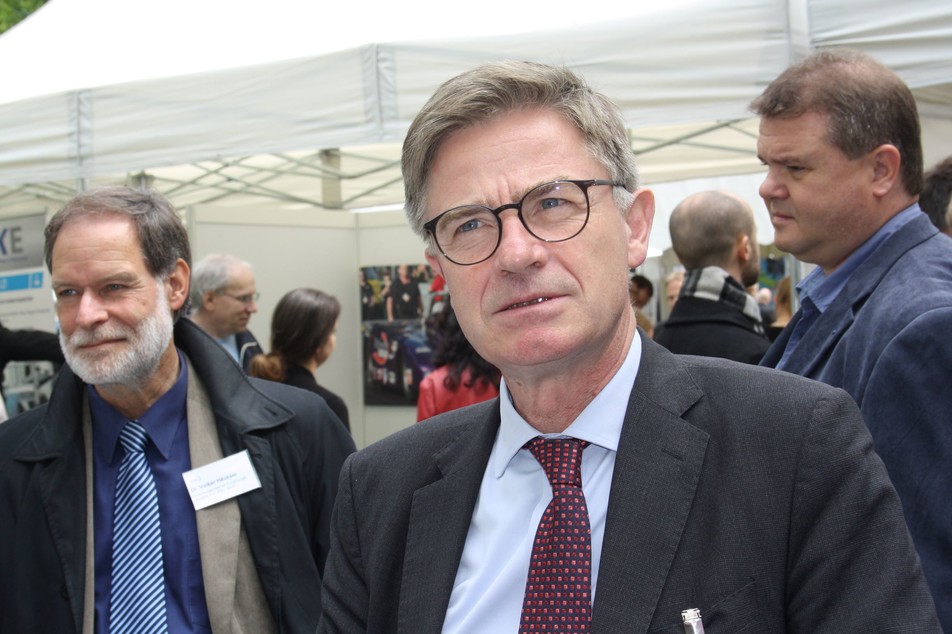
646;578;771;634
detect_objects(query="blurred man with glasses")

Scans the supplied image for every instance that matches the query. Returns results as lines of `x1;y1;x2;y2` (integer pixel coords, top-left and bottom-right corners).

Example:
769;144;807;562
318;61;939;632
190;253;263;371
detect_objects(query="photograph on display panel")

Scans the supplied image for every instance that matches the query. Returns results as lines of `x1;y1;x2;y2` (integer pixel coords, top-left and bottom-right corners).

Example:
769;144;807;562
360;263;445;405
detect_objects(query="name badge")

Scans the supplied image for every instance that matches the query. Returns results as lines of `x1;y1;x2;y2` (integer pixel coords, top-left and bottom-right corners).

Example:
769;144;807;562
182;449;262;510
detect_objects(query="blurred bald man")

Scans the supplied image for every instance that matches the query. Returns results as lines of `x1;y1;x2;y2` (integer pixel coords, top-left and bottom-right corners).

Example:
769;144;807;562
654;191;770;364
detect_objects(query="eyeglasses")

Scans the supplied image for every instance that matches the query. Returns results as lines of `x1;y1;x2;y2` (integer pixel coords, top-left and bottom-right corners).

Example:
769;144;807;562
423;179;624;266
219;291;260;305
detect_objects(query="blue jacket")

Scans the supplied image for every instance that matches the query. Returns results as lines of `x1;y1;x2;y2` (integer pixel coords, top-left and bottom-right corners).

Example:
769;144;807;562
762;212;952;626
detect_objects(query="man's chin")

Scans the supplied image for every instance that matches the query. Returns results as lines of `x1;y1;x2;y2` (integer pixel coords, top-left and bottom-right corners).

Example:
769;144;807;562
65;352;128;386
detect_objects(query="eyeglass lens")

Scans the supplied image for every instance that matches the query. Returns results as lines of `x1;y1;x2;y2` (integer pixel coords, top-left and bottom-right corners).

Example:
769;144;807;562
434;181;590;265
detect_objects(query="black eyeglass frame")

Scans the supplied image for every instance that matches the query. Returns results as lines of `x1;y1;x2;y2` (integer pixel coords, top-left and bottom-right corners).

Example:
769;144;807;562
423;179;625;266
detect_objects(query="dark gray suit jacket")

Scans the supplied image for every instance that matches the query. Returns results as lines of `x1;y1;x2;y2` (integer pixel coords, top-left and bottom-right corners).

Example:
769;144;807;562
319;336;939;633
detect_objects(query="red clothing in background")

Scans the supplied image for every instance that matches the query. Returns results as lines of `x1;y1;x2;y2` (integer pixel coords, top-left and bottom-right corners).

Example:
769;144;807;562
416;367;499;422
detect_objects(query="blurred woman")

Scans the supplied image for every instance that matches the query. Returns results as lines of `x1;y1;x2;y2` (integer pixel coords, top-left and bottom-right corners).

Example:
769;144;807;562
417;303;500;422
766;276;793;342
249;288;349;431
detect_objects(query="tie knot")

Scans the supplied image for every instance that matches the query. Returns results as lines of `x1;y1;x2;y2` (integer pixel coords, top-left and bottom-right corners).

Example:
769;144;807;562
525;437;587;489
119;421;149;454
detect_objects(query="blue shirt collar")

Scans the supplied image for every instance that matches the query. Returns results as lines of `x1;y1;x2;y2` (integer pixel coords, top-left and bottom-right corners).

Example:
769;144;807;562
798;203;922;313
493;332;642;478
90;349;189;464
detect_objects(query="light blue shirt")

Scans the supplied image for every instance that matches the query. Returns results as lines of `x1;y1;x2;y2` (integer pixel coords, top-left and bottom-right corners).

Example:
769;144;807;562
777;203;922;369
442;334;642;633
216;333;239;362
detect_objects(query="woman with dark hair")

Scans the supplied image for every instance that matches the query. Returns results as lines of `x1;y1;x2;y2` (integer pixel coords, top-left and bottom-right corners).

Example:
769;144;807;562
416;303;500;422
249;288;350;431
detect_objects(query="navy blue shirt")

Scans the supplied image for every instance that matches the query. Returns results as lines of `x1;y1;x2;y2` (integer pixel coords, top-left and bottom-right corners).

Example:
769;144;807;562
91;350;211;633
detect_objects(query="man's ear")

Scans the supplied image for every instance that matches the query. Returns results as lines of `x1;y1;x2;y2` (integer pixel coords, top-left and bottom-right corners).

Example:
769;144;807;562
737;234;752;264
626;188;656;269
425;249;444;281
870;144;902;197
166;259;190;312
200;290;217;311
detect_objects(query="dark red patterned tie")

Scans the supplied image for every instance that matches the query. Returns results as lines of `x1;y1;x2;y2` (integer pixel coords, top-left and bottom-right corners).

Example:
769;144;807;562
520;437;592;633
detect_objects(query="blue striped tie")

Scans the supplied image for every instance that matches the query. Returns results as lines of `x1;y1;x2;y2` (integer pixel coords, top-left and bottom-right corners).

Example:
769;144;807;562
109;421;168;633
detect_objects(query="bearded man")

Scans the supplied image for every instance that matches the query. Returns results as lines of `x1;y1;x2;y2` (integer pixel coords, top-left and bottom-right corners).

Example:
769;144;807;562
0;186;354;633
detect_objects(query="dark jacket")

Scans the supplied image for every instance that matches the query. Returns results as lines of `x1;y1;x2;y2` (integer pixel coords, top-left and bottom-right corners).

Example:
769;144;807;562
762;213;952;628
653;296;770;364
0;318;355;634
236;328;264;372
283;363;350;432
319;335;938;632
0;321;64;402
0;321;64;370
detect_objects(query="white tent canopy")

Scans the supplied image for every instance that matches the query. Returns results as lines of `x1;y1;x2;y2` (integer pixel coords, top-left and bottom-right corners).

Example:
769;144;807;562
2;0;951;251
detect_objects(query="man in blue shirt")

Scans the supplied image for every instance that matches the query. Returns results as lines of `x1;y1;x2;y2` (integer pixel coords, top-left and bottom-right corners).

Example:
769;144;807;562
0;186;354;633
756;49;952;628
190;253;264;372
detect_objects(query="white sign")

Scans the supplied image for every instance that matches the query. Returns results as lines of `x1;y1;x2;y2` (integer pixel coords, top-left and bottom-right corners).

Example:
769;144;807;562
182;450;262;510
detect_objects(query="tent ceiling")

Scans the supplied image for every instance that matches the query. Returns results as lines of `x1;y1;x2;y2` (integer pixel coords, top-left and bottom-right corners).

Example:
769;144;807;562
0;117;766;214
1;0;950;252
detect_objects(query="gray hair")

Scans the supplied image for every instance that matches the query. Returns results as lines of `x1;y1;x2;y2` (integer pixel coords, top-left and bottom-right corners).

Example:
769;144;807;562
189;253;252;309
402;60;638;244
45;185;192;320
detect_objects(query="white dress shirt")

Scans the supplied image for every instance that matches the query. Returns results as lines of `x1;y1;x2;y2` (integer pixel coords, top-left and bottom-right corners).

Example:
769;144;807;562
442;334;642;633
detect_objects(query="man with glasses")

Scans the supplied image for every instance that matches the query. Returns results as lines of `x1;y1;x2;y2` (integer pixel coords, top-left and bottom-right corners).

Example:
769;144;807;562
0;187;355;632
190;253;263;371
318;61;939;632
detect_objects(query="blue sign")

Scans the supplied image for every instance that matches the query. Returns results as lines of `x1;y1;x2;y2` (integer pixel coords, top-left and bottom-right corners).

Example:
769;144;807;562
0;272;45;293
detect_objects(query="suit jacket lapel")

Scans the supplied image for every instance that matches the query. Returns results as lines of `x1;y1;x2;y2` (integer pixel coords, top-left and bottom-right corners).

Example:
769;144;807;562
185;356;276;633
592;338;709;634
399;407;500;633
185;360;242;632
761;309;799;368
764;214;938;377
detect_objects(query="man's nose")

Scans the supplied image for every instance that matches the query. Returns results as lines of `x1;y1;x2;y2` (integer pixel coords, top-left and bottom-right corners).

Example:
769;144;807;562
493;211;548;271
759;168;787;201
75;292;109;328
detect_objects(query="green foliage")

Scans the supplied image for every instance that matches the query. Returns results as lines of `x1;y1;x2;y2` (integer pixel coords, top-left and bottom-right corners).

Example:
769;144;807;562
0;0;48;35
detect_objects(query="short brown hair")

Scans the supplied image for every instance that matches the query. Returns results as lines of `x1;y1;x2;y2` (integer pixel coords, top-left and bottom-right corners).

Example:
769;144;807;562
402;61;637;242
45;186;192;319
750;49;922;196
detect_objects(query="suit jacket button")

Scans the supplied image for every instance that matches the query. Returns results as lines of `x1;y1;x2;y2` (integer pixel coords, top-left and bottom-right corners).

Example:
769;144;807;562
60;585;69;598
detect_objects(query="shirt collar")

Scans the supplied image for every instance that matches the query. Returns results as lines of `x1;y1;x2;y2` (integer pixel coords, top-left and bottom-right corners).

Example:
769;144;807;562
492;332;642;478
90;349;189;464
798;203;922;313
217;333;239;361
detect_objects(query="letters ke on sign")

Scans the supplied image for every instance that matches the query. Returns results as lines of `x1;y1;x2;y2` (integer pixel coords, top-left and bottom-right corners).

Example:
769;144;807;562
0;214;45;273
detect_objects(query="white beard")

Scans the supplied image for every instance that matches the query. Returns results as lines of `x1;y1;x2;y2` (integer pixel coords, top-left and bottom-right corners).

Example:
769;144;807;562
60;281;174;388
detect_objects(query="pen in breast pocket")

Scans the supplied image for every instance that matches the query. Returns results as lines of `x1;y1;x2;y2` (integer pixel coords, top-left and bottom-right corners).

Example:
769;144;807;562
682;608;705;634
